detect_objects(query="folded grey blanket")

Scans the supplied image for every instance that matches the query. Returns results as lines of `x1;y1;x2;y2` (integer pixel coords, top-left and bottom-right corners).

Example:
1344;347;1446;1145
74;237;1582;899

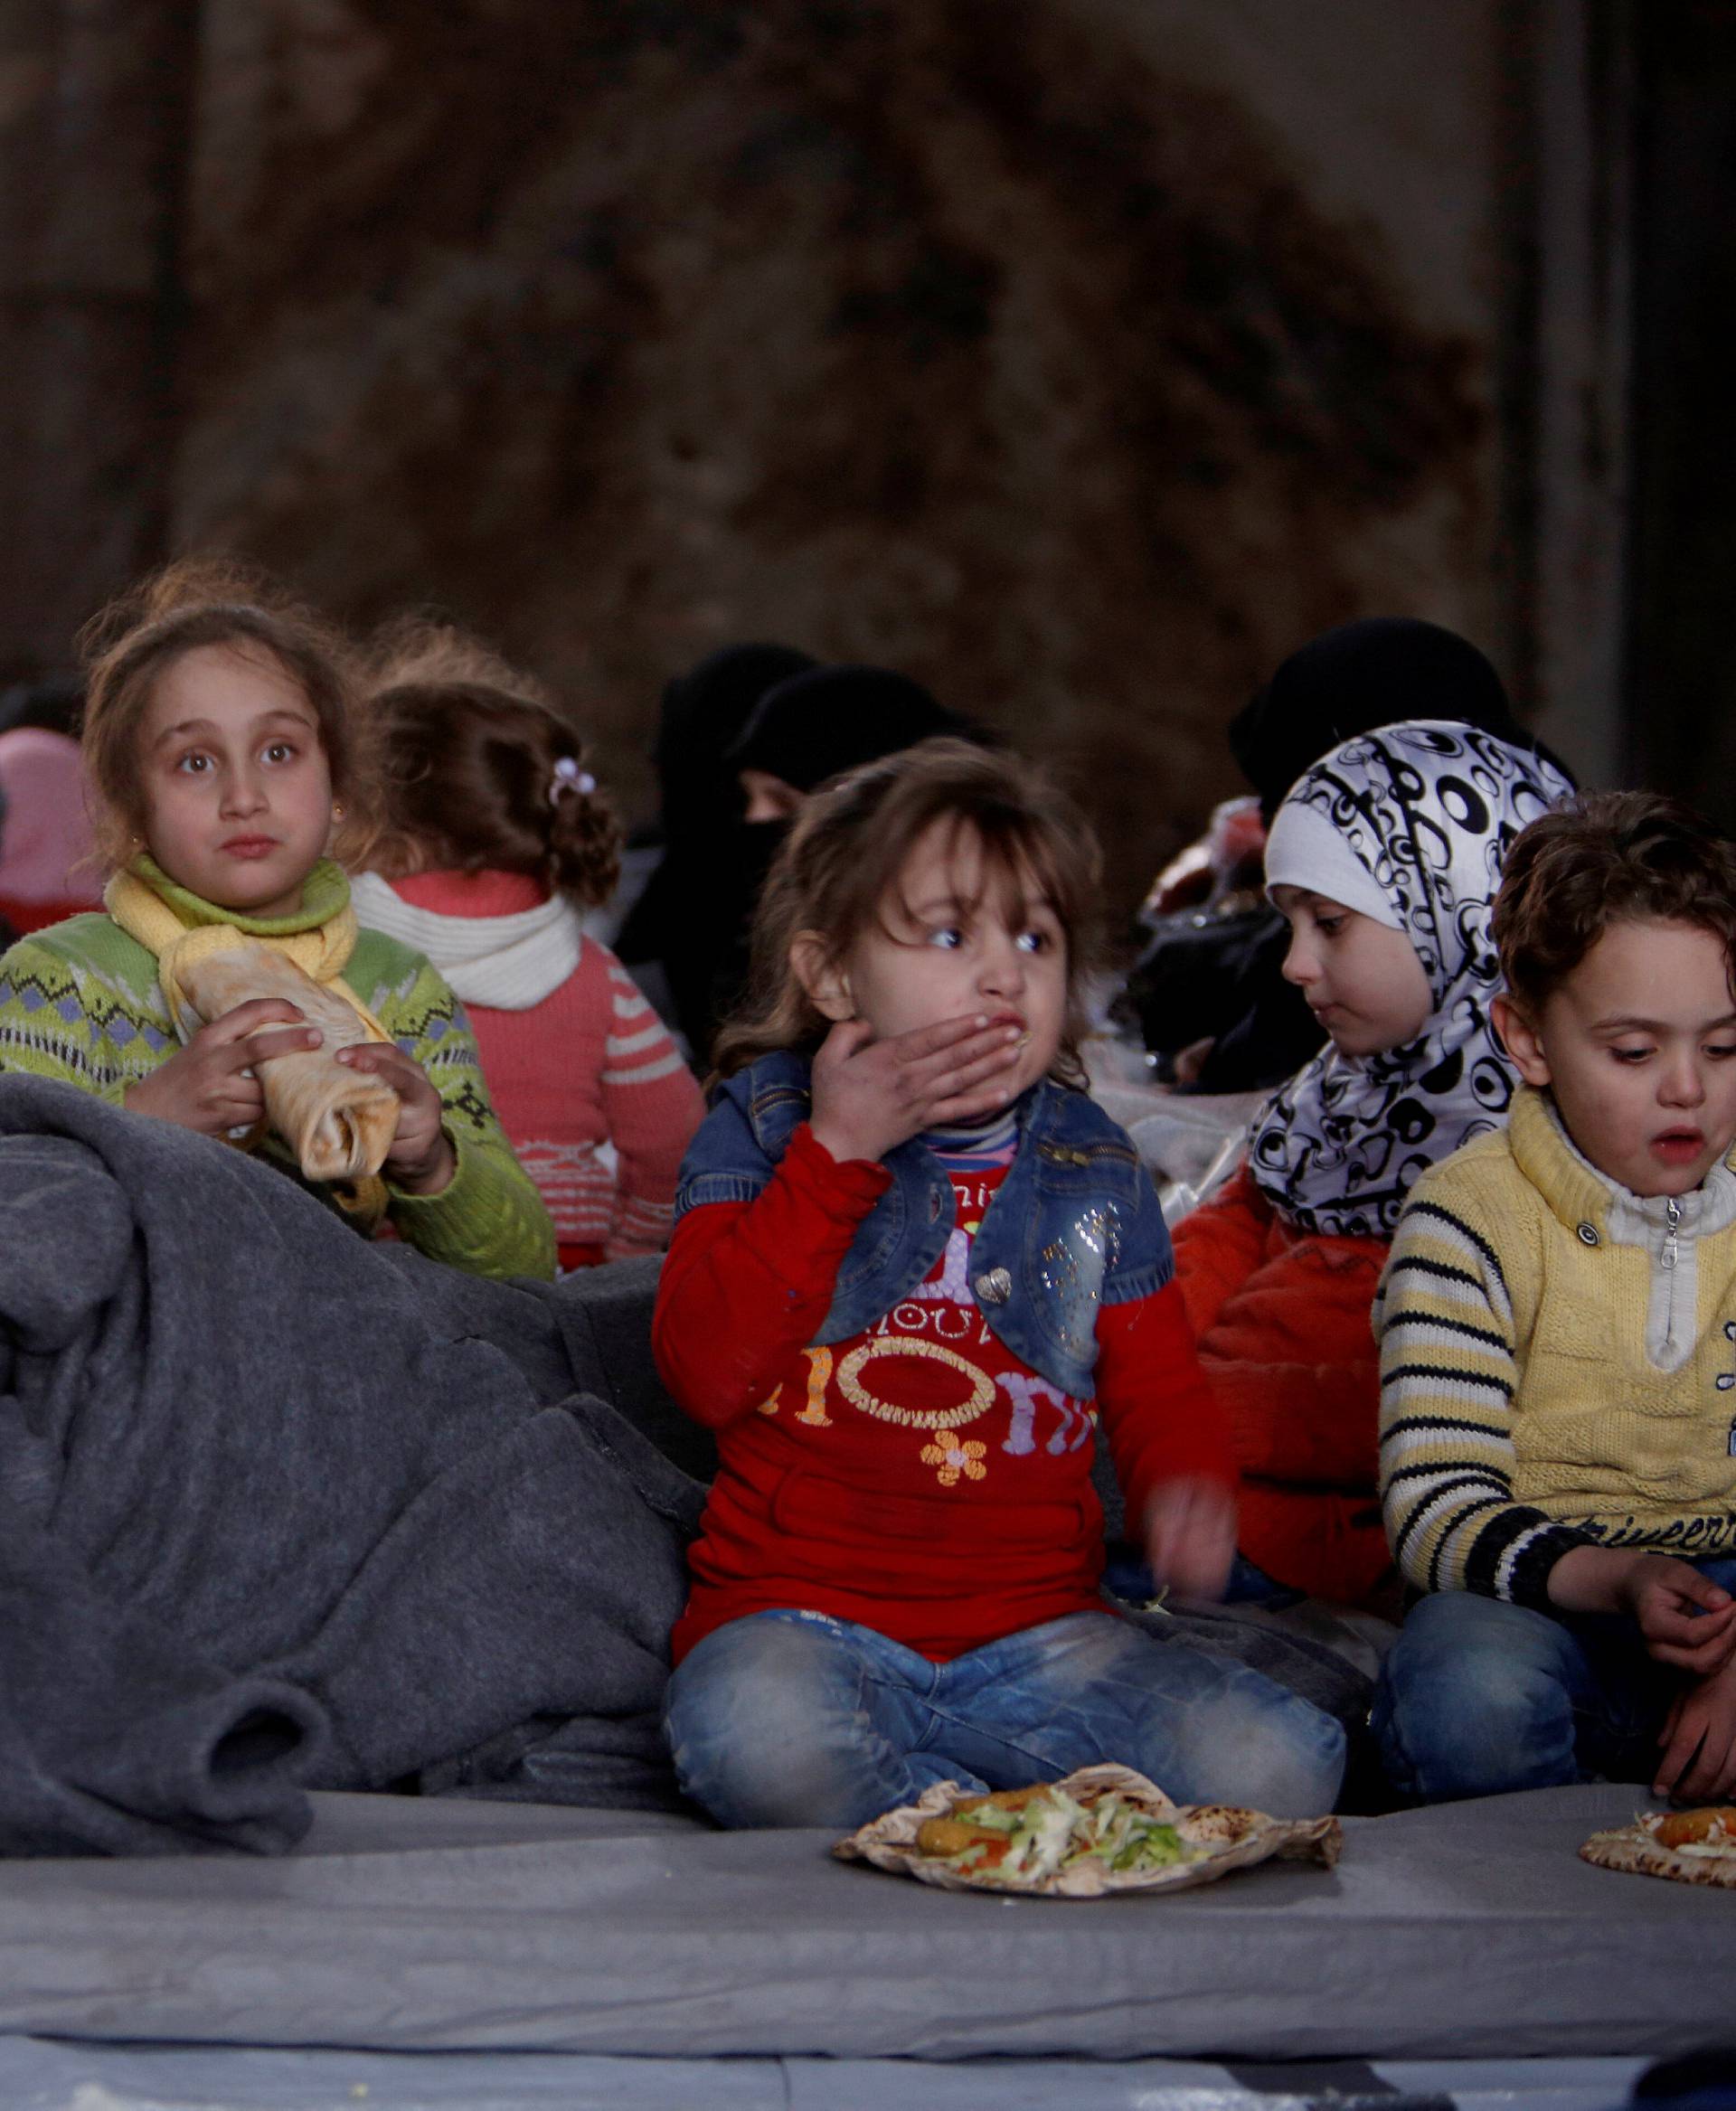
0;1077;703;1857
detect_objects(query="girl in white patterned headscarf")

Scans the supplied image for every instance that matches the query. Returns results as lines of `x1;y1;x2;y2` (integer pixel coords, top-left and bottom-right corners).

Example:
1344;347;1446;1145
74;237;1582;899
1168;718;1571;1612
1249;721;1573;1239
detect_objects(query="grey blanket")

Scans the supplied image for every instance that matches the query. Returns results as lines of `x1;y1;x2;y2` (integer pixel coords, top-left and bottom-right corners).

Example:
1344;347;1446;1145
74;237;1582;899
0;1077;703;1858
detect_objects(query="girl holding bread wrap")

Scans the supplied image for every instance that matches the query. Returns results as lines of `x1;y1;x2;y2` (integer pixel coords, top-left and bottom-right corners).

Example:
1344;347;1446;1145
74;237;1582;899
0;562;554;1280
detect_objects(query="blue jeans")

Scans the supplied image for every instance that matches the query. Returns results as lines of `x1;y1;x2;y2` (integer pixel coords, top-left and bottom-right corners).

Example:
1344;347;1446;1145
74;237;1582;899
1373;1557;1736;1805
665;1607;1347;1830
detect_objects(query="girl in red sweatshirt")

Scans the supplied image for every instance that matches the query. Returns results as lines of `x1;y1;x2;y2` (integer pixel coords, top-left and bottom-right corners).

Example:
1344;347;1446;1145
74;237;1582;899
653;739;1345;1829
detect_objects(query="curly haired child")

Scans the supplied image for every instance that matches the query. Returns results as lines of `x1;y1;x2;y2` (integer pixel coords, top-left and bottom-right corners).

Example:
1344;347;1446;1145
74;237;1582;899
1376;792;1736;1804
351;623;702;1268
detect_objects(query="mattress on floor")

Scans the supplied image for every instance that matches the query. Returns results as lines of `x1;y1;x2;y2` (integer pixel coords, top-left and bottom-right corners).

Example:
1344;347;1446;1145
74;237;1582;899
0;2038;1663;2111
0;1781;1729;2062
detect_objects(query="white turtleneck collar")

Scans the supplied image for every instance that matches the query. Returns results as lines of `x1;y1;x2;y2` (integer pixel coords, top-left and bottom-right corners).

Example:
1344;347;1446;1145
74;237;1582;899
1542;1095;1736;1371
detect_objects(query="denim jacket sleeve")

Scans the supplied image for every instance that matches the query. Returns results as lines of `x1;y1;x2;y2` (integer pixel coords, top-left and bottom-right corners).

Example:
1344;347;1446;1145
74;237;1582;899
1026;1087;1175;1309
1099;1150;1175;1307
673;1054;811;1219
962;1084;1175;1397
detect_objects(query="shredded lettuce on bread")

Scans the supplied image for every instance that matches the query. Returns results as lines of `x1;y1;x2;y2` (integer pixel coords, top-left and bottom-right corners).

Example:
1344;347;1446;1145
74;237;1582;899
914;1785;1203;1881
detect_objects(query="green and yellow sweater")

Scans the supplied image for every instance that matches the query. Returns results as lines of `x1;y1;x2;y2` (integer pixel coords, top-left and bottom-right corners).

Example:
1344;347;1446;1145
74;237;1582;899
0;863;556;1281
1375;1086;1736;1608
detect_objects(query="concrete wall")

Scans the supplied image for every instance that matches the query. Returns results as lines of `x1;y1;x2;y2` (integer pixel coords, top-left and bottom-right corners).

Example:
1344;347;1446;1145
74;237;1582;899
0;0;1631;905
0;0;195;681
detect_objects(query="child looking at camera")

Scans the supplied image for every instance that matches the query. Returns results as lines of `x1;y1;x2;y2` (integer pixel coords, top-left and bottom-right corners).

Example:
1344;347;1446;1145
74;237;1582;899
0;563;554;1280
1375;793;1736;1805
351;625;702;1269
653;740;1345;1829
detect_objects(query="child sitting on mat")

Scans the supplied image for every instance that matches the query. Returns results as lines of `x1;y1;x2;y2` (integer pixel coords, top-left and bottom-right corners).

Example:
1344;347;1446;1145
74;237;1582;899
653;739;1345;1829
1375;792;1736;1804
1171;721;1571;1611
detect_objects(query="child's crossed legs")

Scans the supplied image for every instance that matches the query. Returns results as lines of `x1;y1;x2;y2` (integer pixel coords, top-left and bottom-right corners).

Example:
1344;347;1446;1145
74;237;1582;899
1373;1556;1736;1804
665;1607;1346;1830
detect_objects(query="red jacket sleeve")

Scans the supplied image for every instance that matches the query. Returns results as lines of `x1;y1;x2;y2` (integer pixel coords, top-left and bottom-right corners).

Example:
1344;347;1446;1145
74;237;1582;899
651;1122;890;1427
1093;1279;1238;1536
1192;1234;1385;1485
1171;1162;1275;1343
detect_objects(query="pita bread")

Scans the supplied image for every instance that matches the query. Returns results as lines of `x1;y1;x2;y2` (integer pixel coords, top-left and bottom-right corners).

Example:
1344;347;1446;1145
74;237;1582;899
176;941;401;1182
1580;1808;1736;1890
834;1763;1342;1899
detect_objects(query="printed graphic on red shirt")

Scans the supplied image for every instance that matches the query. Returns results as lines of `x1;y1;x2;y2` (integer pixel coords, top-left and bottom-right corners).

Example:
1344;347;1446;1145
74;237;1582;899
755;1167;1097;1484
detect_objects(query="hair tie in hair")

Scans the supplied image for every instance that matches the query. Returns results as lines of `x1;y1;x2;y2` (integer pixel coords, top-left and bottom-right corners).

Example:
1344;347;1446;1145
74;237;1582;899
550;755;597;806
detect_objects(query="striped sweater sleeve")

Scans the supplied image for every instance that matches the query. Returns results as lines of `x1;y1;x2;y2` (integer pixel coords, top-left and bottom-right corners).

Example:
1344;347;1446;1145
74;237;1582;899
1375;1192;1593;1608
597;953;703;1259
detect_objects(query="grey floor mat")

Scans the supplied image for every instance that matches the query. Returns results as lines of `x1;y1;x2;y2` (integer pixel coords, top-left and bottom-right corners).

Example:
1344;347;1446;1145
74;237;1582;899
0;1783;1725;2063
0;2040;1656;2111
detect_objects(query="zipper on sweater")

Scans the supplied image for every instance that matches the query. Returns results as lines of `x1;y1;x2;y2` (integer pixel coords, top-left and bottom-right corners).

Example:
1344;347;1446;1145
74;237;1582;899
1661;1196;1683;1360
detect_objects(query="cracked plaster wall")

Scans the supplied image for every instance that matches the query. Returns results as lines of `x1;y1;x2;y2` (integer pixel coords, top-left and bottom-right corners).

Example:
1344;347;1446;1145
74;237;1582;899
6;0;1529;906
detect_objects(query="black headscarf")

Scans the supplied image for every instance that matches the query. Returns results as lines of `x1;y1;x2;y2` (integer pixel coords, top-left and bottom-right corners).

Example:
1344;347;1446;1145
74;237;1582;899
615;643;816;1060
727;664;969;793
652;644;817;837
0;674;83;741
1228;618;1569;823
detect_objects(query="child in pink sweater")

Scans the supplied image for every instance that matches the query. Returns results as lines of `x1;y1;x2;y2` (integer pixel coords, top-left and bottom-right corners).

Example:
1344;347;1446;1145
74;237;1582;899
353;625;703;1269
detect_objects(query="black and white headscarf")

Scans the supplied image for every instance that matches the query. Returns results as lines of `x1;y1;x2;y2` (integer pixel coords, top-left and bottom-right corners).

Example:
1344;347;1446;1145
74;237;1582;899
1247;721;1572;1238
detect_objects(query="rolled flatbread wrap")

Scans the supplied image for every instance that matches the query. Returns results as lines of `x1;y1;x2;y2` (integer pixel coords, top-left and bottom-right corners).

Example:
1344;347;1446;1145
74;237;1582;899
175;941;401;1182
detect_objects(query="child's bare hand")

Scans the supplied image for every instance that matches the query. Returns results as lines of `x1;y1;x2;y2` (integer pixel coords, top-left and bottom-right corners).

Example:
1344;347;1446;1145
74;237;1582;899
1656;1656;1736;1802
123;999;320;1137
1550;1547;1736;1673
1620;1557;1735;1673
1143;1475;1237;1602
336;1041;453;1193
807;1013;1026;1165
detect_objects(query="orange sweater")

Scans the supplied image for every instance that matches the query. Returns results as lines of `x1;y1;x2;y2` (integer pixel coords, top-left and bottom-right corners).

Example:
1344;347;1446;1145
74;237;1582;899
1171;1163;1393;1608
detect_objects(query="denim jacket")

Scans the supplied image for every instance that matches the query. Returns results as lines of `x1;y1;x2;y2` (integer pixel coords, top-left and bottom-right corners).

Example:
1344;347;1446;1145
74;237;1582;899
675;1049;1175;1399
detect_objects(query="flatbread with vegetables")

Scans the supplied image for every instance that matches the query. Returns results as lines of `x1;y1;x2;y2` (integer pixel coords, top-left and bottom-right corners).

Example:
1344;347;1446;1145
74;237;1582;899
835;1763;1341;1899
1581;1806;1736;1890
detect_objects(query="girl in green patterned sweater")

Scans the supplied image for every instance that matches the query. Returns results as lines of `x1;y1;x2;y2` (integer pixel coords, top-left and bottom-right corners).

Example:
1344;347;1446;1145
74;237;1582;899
0;562;555;1280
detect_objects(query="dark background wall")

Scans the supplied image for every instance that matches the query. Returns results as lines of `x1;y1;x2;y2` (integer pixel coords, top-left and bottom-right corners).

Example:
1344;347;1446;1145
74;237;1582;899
0;0;1681;912
1627;2;1736;811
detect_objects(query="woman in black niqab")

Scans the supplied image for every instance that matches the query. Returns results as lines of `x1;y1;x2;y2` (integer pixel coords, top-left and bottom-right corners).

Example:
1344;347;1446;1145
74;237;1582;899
614;644;816;1064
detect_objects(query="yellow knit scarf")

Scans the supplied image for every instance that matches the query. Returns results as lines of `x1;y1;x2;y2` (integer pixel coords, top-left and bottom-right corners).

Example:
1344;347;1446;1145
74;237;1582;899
104;855;392;1043
106;855;392;1225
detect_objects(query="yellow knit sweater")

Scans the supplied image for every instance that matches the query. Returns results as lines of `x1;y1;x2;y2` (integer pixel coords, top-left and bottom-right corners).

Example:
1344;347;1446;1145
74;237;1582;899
1375;1087;1736;1607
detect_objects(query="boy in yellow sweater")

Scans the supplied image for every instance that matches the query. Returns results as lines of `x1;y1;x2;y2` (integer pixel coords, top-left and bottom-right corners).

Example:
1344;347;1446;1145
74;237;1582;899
1373;792;1736;1804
